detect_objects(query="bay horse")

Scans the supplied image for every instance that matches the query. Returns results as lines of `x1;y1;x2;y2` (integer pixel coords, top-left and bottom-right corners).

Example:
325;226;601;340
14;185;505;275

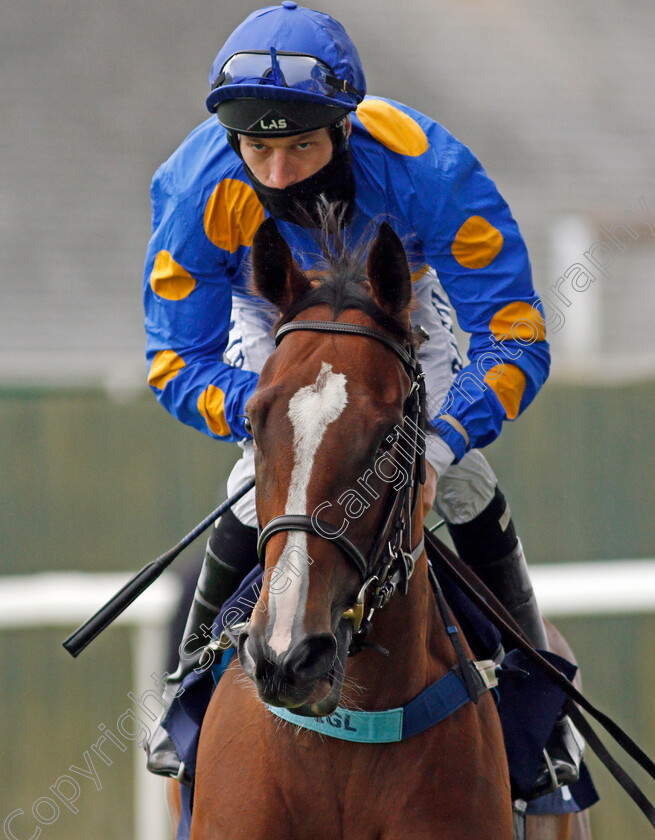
189;215;590;840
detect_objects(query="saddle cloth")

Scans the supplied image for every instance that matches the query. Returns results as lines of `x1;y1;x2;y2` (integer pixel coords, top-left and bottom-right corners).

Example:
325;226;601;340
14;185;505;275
164;557;598;839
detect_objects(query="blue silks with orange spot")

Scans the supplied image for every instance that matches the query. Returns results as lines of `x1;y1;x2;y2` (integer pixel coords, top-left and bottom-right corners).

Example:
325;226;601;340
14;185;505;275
144;97;549;453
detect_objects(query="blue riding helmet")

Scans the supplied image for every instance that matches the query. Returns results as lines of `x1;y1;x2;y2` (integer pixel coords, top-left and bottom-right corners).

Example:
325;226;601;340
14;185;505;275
206;2;366;135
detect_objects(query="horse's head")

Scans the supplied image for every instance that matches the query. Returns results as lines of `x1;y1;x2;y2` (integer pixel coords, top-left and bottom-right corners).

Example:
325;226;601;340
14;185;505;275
238;215;424;715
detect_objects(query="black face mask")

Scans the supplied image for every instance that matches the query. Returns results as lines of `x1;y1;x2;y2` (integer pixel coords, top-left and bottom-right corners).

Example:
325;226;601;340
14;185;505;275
243;146;355;228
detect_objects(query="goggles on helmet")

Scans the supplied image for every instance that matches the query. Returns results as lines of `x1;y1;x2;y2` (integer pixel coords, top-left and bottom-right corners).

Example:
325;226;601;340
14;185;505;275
210;48;363;104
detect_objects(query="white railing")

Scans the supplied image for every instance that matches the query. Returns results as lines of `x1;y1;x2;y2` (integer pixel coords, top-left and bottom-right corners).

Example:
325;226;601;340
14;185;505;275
531;559;655;615
2;560;655;838
0;572;181;840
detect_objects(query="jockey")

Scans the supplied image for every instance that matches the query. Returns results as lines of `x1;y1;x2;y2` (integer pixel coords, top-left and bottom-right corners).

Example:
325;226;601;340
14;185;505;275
143;2;583;796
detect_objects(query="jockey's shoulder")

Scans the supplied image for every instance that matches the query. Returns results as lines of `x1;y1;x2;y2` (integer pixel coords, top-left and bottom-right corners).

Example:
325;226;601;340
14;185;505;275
352;96;459;160
153;117;246;199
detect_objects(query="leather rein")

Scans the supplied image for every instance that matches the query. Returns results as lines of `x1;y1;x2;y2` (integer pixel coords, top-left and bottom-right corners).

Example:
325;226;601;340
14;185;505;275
256;319;427;653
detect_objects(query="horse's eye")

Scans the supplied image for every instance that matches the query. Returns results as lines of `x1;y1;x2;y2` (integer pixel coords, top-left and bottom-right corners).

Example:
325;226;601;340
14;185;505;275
244;416;253;436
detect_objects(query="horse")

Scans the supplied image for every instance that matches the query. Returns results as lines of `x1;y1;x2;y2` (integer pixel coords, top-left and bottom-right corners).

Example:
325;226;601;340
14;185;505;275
188;214;591;840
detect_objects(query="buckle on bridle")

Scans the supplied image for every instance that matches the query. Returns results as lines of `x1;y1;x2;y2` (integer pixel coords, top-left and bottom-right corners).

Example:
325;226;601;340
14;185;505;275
399;549;416;594
370;578;396;611
342;576;378;636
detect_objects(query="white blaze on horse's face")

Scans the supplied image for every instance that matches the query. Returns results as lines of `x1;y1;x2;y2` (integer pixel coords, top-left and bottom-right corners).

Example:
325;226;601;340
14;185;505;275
267;362;348;656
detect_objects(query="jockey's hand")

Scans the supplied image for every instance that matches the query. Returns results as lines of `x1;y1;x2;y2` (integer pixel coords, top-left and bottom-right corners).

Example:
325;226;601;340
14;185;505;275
422;462;437;517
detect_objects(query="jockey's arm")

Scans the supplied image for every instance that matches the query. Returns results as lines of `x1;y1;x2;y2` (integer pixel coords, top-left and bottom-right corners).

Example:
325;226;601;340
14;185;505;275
144;271;258;442
143;169;257;443
417;135;550;464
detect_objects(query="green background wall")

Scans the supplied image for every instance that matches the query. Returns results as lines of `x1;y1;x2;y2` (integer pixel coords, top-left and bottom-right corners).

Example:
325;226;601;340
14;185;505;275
2;382;654;838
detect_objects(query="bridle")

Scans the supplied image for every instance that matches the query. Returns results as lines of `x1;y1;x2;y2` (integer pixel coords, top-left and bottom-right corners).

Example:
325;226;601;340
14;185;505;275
256;319;428;653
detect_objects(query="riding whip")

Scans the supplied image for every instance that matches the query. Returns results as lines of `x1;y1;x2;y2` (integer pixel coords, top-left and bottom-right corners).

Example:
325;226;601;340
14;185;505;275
62;477;255;658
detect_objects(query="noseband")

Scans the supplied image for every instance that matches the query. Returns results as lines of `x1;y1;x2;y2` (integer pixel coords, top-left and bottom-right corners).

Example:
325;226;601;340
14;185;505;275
256;319;427;652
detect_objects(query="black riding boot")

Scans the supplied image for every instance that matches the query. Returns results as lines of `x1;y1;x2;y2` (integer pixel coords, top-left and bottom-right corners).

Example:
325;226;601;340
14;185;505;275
146;509;258;783
447;487;584;799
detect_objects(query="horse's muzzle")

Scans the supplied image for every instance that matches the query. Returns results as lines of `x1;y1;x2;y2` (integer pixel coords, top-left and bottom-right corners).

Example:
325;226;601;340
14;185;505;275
238;620;352;715
239;628;336;702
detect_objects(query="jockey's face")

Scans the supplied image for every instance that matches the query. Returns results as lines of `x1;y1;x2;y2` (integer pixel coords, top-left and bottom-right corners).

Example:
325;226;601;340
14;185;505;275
239;127;335;189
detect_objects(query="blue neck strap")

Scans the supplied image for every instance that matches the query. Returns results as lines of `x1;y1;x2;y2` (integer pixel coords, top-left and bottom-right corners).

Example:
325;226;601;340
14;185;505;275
212;647;497;745
266;667;483;744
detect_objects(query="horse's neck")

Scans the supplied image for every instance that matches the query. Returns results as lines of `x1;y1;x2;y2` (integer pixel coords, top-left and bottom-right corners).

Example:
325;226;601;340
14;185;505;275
345;554;459;711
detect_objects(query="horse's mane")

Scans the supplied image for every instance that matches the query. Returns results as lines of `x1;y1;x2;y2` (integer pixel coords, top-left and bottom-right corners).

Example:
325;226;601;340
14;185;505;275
276;201;414;346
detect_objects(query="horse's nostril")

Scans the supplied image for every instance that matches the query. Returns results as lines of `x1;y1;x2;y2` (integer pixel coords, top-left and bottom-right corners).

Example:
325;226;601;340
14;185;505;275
238;630;258;680
255;654;278;684
240;631;278;684
285;633;337;684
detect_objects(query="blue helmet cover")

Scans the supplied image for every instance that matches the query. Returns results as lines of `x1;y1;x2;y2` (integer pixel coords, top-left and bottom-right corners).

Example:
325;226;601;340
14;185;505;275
206;3;367;114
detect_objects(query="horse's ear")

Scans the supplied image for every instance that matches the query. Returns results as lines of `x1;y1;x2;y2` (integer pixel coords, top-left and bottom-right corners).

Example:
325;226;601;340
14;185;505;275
251;217;310;311
366;222;412;317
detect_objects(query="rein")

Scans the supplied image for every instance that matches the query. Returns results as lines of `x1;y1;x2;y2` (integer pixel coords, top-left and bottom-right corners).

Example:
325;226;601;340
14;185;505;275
424;528;655;828
256;319;427;653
